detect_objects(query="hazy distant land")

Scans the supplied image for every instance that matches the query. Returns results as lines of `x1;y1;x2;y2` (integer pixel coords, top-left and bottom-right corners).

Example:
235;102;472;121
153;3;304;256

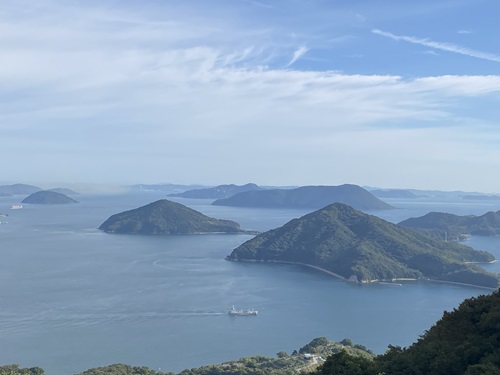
168;183;262;199
22;191;79;204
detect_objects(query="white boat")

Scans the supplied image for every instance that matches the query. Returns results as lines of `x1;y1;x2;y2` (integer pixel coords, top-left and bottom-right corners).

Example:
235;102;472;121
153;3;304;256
228;305;258;316
10;204;23;209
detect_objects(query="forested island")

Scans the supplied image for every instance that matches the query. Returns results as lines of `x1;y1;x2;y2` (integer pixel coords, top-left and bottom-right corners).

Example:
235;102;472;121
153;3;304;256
3;289;500;374
212;184;394;210
399;210;500;239
226;203;499;288
99;199;252;235
21;190;79;204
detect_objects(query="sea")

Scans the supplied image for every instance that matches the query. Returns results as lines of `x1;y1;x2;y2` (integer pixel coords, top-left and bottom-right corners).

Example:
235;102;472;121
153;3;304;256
1;191;499;374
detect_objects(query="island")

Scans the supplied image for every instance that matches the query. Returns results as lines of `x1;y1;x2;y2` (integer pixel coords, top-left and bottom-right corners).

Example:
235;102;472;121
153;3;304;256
0;183;42;196
399;210;500;239
370;189;419;199
212;184;394;211
168;183;262;199
22;190;79;204
47;187;80;195
99;199;252;235
226;203;499;289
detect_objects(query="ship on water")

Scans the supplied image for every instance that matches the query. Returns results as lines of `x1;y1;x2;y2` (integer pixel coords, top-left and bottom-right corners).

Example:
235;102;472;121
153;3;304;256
228;305;258;316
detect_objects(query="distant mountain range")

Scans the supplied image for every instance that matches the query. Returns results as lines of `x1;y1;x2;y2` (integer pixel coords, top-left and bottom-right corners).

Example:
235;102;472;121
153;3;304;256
99;199;253;235
212;184;394;211
399;210;500;239
226;203;498;288
169;183;262;199
370;189;419;199
22;191;79;204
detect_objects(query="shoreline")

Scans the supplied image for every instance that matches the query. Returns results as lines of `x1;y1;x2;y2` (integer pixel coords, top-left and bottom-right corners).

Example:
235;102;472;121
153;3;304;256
227;258;497;291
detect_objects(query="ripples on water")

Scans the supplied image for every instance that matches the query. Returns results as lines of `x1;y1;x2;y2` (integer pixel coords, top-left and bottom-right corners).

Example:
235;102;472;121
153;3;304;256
0;193;499;374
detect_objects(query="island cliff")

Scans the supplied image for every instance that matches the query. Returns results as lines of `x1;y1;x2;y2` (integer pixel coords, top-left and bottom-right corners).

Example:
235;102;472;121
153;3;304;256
99;199;250;235
226;203;499;288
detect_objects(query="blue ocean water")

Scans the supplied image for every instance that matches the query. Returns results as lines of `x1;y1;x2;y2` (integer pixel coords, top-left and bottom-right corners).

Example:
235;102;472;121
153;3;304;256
0;192;499;374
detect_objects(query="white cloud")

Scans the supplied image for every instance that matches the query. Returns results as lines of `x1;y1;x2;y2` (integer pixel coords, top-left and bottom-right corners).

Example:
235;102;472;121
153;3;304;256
285;46;309;67
372;29;500;63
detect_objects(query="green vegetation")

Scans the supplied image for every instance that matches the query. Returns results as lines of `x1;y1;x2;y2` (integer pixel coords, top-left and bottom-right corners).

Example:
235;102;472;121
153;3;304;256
399;210;500;239
99;199;251;235
212;184;394;210
314;289;500;374
21;190;79;204
226;203;499;288
0;365;44;375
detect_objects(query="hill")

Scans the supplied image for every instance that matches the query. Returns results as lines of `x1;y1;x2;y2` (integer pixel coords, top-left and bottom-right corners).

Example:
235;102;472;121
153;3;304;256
169;183;262;199
226;203;499;288
21;191;79;204
399;210;500;239
0;183;41;196
315;289;500;375
212;184;394;210
99;199;250;235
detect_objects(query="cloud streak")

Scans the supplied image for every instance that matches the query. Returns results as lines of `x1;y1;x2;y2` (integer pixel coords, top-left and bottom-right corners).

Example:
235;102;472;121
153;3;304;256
372;29;500;63
286;46;309;67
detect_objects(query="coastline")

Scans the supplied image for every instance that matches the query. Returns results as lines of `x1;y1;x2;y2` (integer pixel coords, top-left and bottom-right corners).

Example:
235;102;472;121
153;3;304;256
226;258;498;291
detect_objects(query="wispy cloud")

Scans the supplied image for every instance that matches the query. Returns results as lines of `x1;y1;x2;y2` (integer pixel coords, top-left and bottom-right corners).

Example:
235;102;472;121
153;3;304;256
286;46;309;67
372;29;500;63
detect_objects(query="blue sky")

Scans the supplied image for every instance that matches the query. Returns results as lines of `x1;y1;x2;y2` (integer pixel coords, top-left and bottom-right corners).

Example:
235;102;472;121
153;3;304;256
1;0;500;192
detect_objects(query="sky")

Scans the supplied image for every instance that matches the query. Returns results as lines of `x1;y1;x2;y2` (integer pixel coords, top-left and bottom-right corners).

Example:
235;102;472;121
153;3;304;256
1;0;500;192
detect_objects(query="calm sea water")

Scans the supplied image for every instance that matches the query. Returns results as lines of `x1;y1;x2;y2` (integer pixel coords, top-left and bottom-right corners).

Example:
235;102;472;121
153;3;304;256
1;192;499;374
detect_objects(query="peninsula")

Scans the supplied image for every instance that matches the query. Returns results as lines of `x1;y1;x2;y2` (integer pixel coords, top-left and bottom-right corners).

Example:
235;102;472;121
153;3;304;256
99;199;251;235
212;184;394;210
399;210;500;239
226;203;499;288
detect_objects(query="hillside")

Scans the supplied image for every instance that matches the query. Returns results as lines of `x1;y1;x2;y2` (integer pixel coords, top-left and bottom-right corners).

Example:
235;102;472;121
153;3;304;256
169;183;262;199
212;184;394;210
399;210;500;239
99;199;249;235
21;190;79;204
226;203;499;288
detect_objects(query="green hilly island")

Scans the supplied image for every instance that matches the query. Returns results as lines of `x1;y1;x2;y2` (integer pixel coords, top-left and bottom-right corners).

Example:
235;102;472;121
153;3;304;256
399;210;500;239
226;203;499;288
99;199;250;235
21;190;79;204
212;184;394;210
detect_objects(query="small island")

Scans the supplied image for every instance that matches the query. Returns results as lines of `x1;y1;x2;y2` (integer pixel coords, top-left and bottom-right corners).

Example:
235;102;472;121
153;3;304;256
99;199;252;235
212;184;394;210
22;190;79;204
226;203;499;289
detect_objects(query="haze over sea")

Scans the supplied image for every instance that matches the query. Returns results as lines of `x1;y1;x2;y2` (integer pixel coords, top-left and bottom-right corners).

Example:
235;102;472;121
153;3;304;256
1;191;499;374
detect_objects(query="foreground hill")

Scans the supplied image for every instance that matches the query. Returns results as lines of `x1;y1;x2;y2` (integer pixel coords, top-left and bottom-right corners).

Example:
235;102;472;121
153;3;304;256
21;191;79;204
315;289;500;375
212;184;394;210
226;203;499;288
399;210;500;239
99;199;249;235
169;183;262;199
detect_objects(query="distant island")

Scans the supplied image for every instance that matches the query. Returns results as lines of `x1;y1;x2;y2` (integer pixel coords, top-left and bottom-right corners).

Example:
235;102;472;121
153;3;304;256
370;189;419;199
99;199;253;235
168;183;262;199
47;187;79;195
22;191;79;205
399;210;500;239
0;183;42;196
226;203;499;289
212;184;394;211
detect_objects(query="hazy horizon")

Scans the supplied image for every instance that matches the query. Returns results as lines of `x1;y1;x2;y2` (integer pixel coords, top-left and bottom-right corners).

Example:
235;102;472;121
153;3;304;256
1;0;499;192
